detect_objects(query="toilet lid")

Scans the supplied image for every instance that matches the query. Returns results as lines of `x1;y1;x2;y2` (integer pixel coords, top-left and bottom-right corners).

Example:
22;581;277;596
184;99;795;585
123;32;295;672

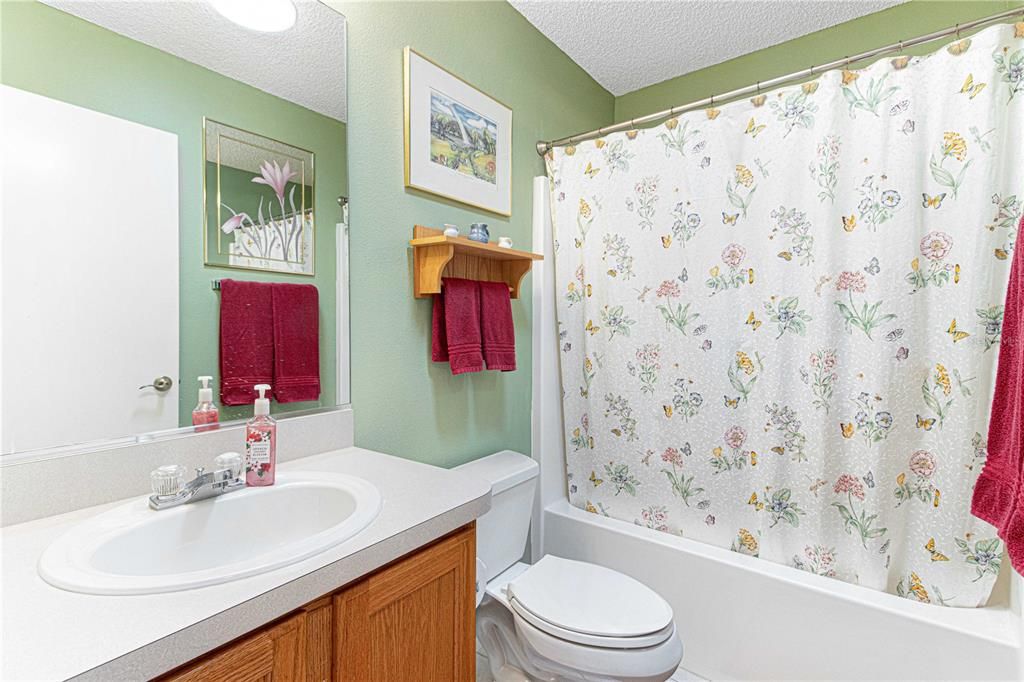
507;555;674;640
509;598;676;649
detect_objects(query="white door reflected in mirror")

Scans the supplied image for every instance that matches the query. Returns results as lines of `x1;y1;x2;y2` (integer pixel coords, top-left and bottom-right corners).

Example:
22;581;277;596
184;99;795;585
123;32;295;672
0;85;180;455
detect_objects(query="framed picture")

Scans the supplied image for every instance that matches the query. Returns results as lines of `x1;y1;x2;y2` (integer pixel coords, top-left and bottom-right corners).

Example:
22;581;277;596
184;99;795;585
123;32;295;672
203;118;316;275
404;47;512;217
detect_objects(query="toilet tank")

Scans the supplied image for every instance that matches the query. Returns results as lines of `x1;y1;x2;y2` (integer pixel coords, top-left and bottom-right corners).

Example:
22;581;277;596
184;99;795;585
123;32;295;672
454;450;538;584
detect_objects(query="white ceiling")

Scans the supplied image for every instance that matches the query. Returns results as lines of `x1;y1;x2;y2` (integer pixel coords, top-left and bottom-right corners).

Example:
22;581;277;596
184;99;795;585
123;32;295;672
39;0;347;122
510;0;904;96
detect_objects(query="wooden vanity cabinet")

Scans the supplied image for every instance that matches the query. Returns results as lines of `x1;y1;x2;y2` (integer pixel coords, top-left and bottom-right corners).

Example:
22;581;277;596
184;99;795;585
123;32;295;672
159;523;475;682
333;521;476;681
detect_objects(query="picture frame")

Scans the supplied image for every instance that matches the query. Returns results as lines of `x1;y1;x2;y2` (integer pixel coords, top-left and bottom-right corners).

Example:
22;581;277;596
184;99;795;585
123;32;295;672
404;47;512;217
203;118;316;276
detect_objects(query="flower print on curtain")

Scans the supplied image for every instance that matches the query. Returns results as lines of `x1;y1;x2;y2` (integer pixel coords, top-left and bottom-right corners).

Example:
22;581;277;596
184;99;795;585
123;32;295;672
545;23;1024;608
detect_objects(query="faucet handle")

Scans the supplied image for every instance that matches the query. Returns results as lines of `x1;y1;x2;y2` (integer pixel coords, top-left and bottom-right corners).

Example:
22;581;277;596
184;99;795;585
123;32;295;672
214;452;243;479
151;464;186;496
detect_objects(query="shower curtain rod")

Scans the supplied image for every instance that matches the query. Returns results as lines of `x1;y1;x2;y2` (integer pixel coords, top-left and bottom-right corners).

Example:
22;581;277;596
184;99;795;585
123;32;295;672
535;7;1024;156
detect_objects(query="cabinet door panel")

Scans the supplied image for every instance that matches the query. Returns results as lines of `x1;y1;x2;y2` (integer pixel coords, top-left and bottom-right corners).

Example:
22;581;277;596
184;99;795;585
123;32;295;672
161;612;305;682
304;598;333;682
334;524;475;682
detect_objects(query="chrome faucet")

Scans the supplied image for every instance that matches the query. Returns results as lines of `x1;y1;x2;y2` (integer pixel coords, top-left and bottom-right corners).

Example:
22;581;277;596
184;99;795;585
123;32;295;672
149;453;245;510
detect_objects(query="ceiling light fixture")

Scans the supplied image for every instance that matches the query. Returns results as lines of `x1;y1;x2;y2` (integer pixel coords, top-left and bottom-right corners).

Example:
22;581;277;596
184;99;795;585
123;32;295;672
209;0;297;33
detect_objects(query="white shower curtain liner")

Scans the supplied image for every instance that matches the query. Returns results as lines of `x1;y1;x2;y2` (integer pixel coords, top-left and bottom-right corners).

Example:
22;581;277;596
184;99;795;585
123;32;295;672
545;23;1024;607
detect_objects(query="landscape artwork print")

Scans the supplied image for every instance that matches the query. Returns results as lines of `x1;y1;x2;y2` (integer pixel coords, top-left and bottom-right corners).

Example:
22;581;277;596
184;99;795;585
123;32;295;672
405;47;512;216
429;89;497;185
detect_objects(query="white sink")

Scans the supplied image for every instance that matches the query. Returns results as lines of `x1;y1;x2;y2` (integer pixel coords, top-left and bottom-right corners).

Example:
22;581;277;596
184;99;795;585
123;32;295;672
38;472;382;595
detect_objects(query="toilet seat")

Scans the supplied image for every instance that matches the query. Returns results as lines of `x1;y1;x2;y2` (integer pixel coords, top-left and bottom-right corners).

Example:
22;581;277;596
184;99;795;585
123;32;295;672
509;597;676;648
506;555;675;648
510;610;684;680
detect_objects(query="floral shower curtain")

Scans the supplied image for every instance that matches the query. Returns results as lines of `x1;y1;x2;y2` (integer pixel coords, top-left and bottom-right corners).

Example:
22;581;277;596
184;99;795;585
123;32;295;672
545;23;1024;607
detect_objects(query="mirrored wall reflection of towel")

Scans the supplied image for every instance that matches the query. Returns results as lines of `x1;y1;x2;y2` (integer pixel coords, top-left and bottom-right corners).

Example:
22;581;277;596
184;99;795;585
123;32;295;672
271;282;321;403
219;279;275;406
219;279;320;405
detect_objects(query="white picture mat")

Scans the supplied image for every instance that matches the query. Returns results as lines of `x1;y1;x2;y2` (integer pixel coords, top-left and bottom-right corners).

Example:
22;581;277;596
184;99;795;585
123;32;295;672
407;50;512;216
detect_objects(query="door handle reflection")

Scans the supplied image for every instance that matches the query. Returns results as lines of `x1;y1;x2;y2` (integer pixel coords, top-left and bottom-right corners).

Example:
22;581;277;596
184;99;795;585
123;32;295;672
139;376;173;392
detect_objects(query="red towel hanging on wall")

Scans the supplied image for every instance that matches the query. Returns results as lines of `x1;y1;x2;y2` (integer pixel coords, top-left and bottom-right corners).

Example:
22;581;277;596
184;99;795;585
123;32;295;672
480;280;516;371
431;278;516;374
437;277;484;375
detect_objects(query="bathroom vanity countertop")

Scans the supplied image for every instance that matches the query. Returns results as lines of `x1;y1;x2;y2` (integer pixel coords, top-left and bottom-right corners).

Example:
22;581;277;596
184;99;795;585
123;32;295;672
0;447;492;681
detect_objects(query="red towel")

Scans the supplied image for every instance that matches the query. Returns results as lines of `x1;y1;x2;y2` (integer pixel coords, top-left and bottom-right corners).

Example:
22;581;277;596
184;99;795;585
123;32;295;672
440;277;483;375
972;216;1024;573
480;281;516;371
219;279;274;406
432;293;449;362
271;283;321;403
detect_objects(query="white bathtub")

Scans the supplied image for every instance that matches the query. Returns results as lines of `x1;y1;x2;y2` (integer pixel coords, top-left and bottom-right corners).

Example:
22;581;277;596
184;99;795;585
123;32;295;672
529;176;1024;681
540;499;1019;680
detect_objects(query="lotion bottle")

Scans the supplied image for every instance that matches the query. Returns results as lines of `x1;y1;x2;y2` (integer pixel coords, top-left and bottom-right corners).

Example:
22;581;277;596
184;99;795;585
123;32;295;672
191;376;220;431
245;384;276;486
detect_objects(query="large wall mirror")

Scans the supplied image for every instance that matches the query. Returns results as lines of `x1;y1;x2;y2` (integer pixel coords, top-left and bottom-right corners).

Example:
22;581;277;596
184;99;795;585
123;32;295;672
0;0;349;459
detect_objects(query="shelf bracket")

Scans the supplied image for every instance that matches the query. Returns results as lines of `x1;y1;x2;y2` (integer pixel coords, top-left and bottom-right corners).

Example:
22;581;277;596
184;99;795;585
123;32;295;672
412;241;455;298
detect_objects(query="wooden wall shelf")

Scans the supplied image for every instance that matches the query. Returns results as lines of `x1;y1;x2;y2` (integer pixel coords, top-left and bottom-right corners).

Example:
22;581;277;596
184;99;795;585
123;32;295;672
410;225;543;299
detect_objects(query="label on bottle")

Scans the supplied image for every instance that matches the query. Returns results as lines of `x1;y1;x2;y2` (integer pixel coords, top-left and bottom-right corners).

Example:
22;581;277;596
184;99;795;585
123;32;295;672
246;435;271;466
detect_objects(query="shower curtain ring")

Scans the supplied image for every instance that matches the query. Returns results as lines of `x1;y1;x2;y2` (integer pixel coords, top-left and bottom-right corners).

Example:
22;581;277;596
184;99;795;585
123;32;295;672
756;81;761;95
955;23;961;39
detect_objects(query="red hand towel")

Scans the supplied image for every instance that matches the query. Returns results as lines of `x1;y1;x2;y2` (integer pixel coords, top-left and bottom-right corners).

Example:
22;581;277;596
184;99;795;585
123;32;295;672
271;283;321;403
972;216;1024;573
480;281;516;371
432;293;449;362
441;277;483;375
219;279;274;406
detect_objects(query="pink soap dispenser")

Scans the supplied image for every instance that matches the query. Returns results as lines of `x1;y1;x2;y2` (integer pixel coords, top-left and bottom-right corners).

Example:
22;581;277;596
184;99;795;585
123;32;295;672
191;376;220;432
245;384;276;486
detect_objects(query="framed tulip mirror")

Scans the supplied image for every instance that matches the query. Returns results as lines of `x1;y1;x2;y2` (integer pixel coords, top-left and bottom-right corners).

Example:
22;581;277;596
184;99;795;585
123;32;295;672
203;119;316;276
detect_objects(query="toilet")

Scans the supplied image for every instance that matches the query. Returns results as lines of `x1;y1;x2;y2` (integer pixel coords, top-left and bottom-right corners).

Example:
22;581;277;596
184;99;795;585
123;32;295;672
456;451;683;682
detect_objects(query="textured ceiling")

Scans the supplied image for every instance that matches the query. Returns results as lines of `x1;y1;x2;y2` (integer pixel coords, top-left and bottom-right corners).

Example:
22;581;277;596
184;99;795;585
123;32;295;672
510;0;904;96
39;0;347;122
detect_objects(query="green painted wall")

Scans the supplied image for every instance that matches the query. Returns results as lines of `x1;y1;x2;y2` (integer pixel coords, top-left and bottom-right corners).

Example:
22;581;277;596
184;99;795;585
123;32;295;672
0;1;347;426
615;0;1024;123
336;1;614;467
